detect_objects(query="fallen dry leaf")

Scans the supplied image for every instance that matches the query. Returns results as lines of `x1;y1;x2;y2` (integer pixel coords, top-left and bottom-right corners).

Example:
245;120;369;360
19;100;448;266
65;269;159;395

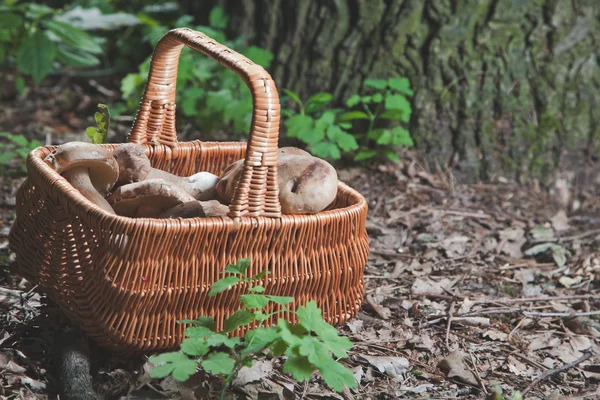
437;350;479;387
359;355;409;381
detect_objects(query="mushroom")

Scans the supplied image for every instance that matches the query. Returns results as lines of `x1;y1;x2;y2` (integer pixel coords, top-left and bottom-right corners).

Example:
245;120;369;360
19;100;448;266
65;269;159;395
147;169;219;201
110;143;219;200
112;143;151;185
216;149;338;214
44;142;118;214
107;178;196;218
159;200;229;218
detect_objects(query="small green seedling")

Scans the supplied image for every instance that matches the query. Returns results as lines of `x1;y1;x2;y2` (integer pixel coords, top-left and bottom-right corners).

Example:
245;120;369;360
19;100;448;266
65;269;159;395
85;103;110;144
0;132;42;172
149;258;358;399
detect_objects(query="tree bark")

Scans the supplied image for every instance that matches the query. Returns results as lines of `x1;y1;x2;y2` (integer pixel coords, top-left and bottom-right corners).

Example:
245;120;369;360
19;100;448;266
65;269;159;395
183;0;600;182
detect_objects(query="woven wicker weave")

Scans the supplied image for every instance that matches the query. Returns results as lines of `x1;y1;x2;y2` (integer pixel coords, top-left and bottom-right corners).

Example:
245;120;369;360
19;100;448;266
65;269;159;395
9;28;369;353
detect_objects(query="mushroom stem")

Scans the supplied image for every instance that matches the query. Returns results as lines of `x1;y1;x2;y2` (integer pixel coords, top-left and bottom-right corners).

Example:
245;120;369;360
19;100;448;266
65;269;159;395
62;167;115;214
147;169;218;200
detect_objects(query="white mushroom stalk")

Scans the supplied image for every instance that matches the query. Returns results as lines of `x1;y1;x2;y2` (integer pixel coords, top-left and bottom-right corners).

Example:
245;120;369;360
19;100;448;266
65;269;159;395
44;142;118;214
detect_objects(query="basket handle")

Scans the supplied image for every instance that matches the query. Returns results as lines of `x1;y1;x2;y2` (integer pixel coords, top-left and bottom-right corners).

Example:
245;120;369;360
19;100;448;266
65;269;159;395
127;28;281;219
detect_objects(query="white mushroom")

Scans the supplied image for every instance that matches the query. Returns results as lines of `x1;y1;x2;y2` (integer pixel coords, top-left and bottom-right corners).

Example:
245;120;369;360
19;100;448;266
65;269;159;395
216;148;338;214
110;143;219;200
107;179;196;218
112;143;152;186
44;142;118;214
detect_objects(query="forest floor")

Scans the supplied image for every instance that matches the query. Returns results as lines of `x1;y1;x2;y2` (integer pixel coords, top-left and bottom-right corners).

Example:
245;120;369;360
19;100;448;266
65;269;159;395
1;78;600;400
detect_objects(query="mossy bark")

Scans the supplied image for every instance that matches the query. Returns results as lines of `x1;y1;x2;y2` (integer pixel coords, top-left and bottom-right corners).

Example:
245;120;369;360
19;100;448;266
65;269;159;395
183;0;600;182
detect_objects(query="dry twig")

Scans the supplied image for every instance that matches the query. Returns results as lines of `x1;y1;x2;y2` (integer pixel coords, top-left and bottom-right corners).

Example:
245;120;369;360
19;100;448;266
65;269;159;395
521;350;594;396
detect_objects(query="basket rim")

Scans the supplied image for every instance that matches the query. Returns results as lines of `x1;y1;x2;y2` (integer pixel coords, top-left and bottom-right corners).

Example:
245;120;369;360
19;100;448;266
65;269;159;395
26;144;368;230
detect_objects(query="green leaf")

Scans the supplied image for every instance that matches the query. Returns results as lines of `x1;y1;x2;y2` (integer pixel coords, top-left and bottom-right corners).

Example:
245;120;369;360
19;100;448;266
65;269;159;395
376;129;393;145
240;294;270;309
310;141;341;160
24;3;53;19
180;337;210;356
178;316;216;331
56;45;100;67
149;351;198;382
223;310;255;333
277;319;303;347
283;356;315;381
10;134;29;147
209;6;228;29
206;89;232;112
296;301;323;333
120;73;144;99
221;258;251;276
243;46;273;68
391;126;413;146
85;127;99;143
304;92;333;114
327;126;358;151
241;326;281;357
388;77;414;96
312;322;353;358
201;352;235;375
354;150;377;161
338;111;370;122
0;13;23;29
361;96;372;104
43;20;103;54
150;363;175;378
318;111;336;125
208;276;241;296
267;296;294;306
372;93;384;103
184;326;213;339
302;123;326;144
16;31;57;85
363;78;387;90
252;270;270;281
385;95;412;122
284;114;314;138
317;358;358;392
206;334;240;349
385;150;401;162
346;94;361;107
379;110;405;120
298;336;327;364
247;285;265;293
282;88;303;108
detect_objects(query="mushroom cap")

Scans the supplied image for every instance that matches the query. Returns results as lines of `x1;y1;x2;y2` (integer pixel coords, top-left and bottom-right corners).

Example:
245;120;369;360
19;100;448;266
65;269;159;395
277;154;338;214
107;178;196;218
112;143;151;185
216;147;311;202
216;153;338;214
278;147;311;156
159;200;229;218
44;141;118;195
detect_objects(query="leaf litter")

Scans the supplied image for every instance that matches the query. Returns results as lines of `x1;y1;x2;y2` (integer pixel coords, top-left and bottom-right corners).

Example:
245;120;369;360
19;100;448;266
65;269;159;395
2;84;600;399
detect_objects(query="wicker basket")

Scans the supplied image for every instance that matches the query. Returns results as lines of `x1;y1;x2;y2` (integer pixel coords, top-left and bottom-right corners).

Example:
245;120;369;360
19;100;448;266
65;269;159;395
9;28;369;353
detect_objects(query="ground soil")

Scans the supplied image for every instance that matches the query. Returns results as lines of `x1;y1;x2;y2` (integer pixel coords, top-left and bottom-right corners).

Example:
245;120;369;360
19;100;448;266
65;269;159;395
1;77;600;400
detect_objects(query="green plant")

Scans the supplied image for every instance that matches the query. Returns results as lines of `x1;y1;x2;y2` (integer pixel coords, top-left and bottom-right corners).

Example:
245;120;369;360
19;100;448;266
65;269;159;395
149;258;358;399
85;103;110;144
0;1;103;88
282;90;359;160
0;132;41;172
120;7;274;136
282;77;414;162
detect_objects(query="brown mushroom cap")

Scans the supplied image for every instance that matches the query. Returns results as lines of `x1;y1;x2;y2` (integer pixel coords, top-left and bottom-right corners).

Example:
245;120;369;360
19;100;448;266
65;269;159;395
278;147;311;156
216;152;338;214
277;155;338;214
107;178;196;218
159;200;229;218
112;143;151;186
44;141;118;195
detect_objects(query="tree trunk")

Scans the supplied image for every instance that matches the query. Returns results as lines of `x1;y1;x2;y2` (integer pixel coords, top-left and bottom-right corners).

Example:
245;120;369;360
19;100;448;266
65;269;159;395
183;0;600;182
